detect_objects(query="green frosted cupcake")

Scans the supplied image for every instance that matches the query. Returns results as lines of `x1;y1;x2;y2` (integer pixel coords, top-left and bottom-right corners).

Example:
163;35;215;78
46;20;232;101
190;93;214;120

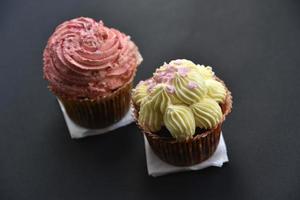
132;59;232;166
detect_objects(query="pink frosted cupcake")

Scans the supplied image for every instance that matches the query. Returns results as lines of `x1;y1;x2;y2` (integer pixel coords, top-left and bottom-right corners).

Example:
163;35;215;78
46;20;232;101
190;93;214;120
43;17;142;128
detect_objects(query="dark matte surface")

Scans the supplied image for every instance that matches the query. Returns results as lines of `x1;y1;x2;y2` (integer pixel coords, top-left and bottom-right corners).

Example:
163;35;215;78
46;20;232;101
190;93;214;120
1;0;300;199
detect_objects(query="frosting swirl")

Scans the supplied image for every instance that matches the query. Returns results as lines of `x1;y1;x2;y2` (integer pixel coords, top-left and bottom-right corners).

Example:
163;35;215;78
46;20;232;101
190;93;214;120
138;100;162;132
205;79;226;103
173;72;207;104
190;98;222;129
132;81;149;106
193;65;214;80
43;17;142;99
148;84;171;113
164;105;195;141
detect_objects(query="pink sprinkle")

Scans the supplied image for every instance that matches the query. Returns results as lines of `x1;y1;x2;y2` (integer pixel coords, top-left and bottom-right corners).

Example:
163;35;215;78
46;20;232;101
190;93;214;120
188;81;198;89
98;20;104;25
165;65;177;73
153;65;177;84
166;85;175;93
177;67;190;76
147;81;156;92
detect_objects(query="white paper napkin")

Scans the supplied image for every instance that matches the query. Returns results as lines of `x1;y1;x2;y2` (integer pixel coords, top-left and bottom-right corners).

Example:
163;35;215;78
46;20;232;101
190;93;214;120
58;99;134;139
144;133;228;177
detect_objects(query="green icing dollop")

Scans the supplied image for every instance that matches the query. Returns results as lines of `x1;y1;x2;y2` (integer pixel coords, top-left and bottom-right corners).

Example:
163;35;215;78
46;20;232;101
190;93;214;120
132;82;148;106
138;100;162;132
164;105;195;141
190;98;222;129
205;79;226;103
148;84;171;113
173;72;207;104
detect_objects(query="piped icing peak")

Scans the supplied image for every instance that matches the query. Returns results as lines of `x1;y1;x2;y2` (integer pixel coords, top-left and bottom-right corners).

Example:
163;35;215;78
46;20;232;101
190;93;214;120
206;79;226;103
43;17;142;99
164;105;195;141
190;98;222;129
133;59;227;140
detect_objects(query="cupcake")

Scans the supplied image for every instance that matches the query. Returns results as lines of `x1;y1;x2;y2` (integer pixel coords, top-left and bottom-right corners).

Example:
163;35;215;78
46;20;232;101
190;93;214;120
132;59;232;166
43;17;142;128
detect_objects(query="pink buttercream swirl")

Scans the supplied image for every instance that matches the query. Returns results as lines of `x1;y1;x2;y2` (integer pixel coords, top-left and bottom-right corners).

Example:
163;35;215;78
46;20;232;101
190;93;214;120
43;17;142;99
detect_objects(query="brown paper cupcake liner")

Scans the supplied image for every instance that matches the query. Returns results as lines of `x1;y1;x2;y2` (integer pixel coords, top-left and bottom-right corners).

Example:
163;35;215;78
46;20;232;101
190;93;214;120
57;60;140;129
59;81;132;129
132;76;233;166
144;125;222;166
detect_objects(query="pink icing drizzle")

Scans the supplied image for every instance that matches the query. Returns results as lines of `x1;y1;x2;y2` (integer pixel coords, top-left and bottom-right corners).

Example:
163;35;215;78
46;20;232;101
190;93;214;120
43;17;141;99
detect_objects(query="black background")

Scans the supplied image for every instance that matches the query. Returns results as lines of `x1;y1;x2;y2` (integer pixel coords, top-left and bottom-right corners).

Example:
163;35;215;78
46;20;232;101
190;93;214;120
1;0;300;199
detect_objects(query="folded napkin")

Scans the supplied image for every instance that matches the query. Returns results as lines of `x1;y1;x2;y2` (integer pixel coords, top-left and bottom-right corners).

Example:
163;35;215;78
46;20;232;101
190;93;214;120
58;100;134;139
144;133;229;177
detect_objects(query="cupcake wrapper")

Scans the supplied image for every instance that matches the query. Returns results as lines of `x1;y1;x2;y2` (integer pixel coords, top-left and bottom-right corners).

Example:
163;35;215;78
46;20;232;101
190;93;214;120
144;124;222;166
132;76;232;166
59;82;132;129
